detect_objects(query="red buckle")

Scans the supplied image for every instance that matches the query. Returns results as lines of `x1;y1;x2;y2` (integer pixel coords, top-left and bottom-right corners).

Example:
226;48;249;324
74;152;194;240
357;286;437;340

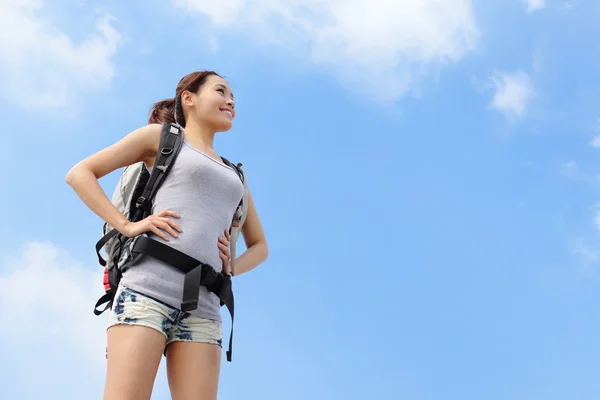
103;268;110;290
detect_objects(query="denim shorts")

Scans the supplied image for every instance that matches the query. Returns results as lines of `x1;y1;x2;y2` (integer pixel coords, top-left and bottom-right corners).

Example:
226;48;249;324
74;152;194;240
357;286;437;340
107;284;223;356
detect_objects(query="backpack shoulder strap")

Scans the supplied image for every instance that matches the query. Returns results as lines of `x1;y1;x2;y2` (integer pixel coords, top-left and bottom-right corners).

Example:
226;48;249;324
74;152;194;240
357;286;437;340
221;157;249;276
94;123;184;267
133;122;184;220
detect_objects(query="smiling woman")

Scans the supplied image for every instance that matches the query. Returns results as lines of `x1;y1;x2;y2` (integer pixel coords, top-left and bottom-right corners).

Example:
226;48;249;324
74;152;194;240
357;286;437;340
65;70;268;400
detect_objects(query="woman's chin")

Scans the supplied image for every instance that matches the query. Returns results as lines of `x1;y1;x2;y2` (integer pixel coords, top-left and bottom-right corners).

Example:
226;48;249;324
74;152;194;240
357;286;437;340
216;118;233;132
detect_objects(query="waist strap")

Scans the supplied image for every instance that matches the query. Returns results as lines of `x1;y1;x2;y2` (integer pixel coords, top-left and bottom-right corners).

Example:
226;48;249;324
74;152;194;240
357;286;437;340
130;236;235;362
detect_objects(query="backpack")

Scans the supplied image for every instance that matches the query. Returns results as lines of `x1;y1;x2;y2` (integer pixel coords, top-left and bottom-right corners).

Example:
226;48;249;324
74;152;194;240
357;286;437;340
93;122;248;361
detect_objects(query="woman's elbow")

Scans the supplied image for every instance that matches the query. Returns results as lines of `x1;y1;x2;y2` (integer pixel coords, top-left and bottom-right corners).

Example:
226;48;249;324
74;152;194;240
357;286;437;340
65;165;80;186
65;163;92;187
261;241;269;261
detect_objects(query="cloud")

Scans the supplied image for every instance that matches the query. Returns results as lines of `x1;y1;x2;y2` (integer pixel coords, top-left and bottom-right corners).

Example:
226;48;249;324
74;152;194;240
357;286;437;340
0;241;107;360
525;0;546;13
566;202;600;272
488;70;534;121
592;202;600;235
563;1;582;9
173;0;480;101
569;238;599;269
589;119;600;148
0;241;176;399
562;161;581;180
0;0;122;111
0;241;110;398
561;161;600;185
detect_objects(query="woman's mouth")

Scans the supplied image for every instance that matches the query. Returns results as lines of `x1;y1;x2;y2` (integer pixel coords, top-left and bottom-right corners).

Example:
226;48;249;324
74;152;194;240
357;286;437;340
220;108;234;119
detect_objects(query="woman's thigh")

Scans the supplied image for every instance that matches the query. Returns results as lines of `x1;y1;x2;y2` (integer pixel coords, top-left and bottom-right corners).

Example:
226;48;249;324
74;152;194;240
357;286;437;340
103;285;169;400
166;342;222;400
165;316;223;400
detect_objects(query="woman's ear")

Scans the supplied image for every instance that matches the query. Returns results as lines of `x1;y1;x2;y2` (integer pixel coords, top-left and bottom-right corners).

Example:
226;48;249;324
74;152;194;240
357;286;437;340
181;90;194;107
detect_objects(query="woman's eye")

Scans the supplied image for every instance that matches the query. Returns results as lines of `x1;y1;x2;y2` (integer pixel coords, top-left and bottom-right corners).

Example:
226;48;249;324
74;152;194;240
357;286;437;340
217;88;225;94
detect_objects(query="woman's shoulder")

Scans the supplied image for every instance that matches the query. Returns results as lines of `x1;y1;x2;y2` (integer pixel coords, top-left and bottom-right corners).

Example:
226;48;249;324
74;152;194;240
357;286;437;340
139;123;163;137
116;123;164;167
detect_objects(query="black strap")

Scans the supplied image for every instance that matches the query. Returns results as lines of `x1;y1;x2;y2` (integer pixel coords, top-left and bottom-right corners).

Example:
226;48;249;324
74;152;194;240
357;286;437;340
131;236;236;361
221;157;244;181
134;123;183;217
220;157;245;237
132;235;198;272
95;229;119;266
182;265;203;310
93;291;114;315
216;277;234;362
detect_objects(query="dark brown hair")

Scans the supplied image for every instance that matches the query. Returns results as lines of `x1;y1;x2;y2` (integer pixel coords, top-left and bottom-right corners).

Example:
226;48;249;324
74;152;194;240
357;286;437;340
148;70;221;127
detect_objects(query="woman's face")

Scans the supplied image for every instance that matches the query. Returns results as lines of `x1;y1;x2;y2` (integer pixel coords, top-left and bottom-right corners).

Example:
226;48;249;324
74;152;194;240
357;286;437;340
185;74;236;132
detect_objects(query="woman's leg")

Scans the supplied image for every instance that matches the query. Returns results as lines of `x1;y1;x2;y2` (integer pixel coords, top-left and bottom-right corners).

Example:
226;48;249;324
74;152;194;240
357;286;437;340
103;285;169;400
103;325;166;400
165;316;223;400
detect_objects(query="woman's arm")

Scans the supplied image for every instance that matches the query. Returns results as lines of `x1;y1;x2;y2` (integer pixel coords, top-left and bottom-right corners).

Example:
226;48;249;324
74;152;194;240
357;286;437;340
232;190;269;276
65;123;161;234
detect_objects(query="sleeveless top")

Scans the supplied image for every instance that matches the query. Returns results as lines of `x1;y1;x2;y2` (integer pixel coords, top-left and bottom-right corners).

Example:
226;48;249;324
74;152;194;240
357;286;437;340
120;138;245;322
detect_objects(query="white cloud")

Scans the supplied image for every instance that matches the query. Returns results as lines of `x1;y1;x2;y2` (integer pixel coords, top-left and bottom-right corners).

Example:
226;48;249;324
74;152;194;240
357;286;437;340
589;119;600;148
0;241;107;397
562;161;580;180
569;238;599;268
488;70;534;121
173;0;480;101
592;203;600;235
525;0;546;13
0;0;122;110
561;0;585;10
0;241;173;399
0;241;107;362
560;161;600;185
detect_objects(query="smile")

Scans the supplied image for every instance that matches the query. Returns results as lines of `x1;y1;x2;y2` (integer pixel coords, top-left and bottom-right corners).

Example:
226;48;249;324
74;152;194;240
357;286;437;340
220;109;234;119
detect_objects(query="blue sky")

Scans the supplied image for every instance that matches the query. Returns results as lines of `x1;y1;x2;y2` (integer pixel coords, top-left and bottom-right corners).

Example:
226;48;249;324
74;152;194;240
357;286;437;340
1;0;600;399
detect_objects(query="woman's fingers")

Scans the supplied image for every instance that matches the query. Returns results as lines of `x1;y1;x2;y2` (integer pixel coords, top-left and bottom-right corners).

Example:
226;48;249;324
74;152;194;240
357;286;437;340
156;217;181;234
149;224;170;241
155;213;182;232
158;209;180;219
155;220;179;238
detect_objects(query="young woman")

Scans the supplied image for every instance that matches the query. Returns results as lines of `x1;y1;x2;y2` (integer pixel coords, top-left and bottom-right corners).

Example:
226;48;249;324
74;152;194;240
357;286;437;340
66;71;268;400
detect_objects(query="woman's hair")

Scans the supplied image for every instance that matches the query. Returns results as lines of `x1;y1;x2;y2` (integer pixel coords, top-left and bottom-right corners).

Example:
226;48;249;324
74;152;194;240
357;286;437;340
148;70;221;127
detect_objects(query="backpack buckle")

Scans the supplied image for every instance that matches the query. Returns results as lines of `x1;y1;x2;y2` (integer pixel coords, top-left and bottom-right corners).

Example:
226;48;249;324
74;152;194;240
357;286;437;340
136;196;147;210
181;299;198;311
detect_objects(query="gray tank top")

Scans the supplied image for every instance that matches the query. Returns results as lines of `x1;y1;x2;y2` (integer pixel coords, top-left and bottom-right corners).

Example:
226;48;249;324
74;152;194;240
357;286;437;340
120;139;244;322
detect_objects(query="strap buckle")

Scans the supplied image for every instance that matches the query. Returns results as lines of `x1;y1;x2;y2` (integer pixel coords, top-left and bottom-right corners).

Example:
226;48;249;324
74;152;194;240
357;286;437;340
136;196;147;210
181;299;198;311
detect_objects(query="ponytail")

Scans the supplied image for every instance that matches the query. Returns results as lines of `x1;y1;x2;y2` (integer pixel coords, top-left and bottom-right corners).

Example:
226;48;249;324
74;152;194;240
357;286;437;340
148;98;176;125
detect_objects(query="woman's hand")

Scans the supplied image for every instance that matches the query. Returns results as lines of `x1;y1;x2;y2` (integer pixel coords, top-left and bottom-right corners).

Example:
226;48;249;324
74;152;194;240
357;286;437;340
218;228;232;275
122;209;182;241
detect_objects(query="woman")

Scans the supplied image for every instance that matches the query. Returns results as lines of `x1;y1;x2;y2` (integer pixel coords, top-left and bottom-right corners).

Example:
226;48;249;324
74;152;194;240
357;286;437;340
66;70;268;400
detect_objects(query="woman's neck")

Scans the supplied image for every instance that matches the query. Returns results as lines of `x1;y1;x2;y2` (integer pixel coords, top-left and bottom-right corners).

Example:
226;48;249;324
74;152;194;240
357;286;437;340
183;118;216;150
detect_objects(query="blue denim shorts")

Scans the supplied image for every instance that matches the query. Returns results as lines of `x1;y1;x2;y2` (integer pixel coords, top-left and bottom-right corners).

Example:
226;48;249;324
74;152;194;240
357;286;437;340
107;284;222;355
